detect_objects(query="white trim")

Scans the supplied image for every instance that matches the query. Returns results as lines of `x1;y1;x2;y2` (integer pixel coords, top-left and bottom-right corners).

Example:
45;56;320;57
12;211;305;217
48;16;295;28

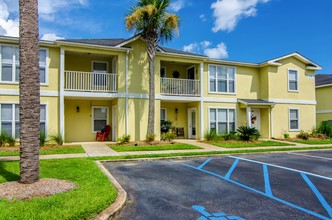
270;107;274;138
188;107;197;139
203;97;238;103
265;99;316;105
317;110;332;114
115;35;141;48
246;107;252;127
125;50;129;135
200;62;204;140
160;108;167;121
112;105;117;142
59;48;65;139
156;94;201;102
39;48;49;85
207;107;237;134
91;106;109;133
238;99;275;106
316;84;332;88
64;91;118;98
289;108;300;132
208;64;236;94
0;89;59;97
288;68;299;92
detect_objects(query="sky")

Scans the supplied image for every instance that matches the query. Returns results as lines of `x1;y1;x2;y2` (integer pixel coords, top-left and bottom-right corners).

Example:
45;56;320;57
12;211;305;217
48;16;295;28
1;0;331;73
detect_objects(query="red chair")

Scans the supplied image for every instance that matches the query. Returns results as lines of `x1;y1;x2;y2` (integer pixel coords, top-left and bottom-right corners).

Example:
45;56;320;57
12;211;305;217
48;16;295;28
96;125;111;141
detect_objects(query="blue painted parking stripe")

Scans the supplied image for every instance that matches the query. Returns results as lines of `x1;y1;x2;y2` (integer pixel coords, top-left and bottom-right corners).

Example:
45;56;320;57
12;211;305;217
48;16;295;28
301;173;332;218
263;164;273;197
182;163;331;220
225;158;239;180
197;158;213;169
229;156;332;181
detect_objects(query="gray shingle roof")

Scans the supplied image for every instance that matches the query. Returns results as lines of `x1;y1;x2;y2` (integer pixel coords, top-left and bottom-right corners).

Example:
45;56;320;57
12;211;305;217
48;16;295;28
58;38;127;47
238;99;275;105
316;74;332;87
159;46;207;57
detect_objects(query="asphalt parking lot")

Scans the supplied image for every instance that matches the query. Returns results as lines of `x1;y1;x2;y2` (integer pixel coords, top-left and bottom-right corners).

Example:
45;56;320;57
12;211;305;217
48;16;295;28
104;150;332;220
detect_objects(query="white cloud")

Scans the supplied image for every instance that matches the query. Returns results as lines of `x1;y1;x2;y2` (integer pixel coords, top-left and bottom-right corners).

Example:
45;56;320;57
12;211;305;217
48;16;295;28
199;14;206;22
211;0;269;32
0;0;19;36
169;0;185;12
41;33;64;41
204;42;228;59
183;41;229;59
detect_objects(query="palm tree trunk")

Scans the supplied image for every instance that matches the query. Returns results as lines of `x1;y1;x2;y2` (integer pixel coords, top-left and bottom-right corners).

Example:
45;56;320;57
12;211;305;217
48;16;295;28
19;0;40;184
145;36;158;135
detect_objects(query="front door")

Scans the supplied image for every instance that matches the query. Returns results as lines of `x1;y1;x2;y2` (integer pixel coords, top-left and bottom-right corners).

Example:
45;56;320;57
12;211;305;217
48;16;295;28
187;66;195;95
188;107;197;139
112;105;117;141
251;109;261;131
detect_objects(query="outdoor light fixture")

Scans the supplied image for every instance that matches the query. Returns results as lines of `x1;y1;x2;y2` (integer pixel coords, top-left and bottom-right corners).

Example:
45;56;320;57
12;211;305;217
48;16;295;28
76;106;80;112
175;108;178;114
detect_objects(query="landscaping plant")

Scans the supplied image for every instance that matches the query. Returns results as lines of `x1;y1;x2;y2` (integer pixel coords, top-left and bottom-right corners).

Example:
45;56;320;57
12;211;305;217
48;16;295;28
237;126;260;141
5;135;16;147
296;130;310;140
161;131;177;141
49;132;64;146
39;131;47;147
223;132;238;141
0;132;9;147
317;121;332;138
146;133;157;142
204;130;219;141
118;134;131;144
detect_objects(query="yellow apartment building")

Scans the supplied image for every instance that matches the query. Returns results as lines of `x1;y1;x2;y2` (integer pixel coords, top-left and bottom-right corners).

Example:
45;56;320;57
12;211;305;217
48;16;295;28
0;35;321;142
316;74;332;124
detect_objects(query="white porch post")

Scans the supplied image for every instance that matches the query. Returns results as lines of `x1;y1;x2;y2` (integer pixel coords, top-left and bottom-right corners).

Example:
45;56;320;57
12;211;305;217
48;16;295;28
270;107;274;138
59;48;65;140
125;49;129;135
246;107;252;128
200;62;204;140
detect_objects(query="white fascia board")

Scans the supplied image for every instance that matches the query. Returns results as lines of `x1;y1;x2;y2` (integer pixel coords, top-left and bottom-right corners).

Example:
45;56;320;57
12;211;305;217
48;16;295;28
316;84;332;88
55;41;131;52
115;35;141;48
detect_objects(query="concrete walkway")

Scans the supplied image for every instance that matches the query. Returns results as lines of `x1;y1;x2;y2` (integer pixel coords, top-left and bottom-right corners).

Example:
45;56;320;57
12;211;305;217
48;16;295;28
1;140;332;161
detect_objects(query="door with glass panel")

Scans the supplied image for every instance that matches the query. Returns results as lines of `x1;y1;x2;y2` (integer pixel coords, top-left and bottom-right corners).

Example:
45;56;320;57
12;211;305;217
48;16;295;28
188;107;197;139
92;61;108;90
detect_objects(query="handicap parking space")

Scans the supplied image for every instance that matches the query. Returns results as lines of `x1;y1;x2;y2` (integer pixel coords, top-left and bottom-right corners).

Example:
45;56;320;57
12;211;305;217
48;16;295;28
104;151;332;220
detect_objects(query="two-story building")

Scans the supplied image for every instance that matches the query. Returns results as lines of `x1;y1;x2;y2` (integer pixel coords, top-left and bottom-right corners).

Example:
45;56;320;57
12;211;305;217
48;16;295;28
316;74;332;124
0;35;321;142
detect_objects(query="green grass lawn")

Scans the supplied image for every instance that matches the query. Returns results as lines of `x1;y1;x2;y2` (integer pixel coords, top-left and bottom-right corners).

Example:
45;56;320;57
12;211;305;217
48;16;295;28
0;158;117;219
211;140;294;148
110;143;201;152
288;139;332;145
0;145;85;157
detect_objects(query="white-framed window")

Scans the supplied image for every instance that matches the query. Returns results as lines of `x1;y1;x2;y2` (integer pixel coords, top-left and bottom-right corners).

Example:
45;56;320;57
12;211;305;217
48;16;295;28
288;69;298;92
160;66;166;78
209;65;235;94
0;103;47;138
209;108;236;134
160;108;167;122
289;109;299;131
92;106;109;132
0;45;48;84
92;61;108;73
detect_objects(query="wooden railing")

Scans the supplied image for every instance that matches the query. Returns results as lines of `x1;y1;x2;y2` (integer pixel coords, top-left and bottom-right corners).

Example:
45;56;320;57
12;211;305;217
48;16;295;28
160;78;200;96
64;71;117;92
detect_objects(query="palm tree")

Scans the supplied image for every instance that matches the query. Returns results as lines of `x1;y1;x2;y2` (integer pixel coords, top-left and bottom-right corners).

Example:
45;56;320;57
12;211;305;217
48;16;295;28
126;0;179;136
19;0;40;184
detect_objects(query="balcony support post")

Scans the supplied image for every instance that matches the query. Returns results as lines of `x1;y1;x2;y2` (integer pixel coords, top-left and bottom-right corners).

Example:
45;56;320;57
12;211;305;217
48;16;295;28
59;48;65;140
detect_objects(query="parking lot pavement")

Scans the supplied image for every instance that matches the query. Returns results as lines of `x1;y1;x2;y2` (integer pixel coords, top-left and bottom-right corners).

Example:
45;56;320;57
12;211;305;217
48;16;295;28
104;150;332;220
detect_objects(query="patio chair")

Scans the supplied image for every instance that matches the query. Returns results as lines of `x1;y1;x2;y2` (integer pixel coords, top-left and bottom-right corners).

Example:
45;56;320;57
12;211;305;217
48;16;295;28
176;127;185;138
96;125;111;141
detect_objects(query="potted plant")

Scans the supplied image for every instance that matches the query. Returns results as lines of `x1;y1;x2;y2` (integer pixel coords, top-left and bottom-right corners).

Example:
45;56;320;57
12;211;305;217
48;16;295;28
161;120;173;133
172;70;180;78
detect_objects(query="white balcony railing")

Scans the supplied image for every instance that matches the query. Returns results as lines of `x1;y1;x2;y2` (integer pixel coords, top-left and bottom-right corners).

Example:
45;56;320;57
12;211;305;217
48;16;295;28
161;78;200;96
64;71;117;92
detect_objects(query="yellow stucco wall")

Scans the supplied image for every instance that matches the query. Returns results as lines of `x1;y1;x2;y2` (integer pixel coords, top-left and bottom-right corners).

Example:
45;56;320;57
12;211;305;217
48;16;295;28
316;86;332;124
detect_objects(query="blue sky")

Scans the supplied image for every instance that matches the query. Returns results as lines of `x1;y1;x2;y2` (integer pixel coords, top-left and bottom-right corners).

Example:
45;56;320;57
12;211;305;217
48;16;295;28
1;0;331;73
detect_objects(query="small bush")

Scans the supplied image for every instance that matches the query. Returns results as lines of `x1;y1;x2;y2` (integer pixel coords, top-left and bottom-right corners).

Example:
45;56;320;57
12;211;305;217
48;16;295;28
223;132;238;141
0;132;9;147
118;134;131;144
283;133;290;139
146;133;157;142
296;130;310;140
161;131;177;141
310;128;319;138
5;135;16;147
204;130;218;141
49;133;64;146
39;132;47;147
317;121;332;138
237;126;260;141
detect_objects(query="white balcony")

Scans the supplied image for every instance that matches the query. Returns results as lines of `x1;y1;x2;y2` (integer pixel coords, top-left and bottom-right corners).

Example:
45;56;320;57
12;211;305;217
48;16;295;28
64;71;117;92
161;78;200;96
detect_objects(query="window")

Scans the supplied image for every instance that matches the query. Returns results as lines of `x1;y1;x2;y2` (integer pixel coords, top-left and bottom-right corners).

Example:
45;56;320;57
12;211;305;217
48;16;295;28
289;109;299;131
92;107;108;132
288;69;298;91
209;65;235;93
160;108;167;122
0;45;47;83
0;104;46;138
92;61;108;87
209;108;235;134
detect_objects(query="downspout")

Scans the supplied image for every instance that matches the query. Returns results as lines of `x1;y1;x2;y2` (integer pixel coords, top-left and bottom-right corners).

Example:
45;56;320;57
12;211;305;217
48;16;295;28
125;49;129;135
200;62;204;140
59;48;65;140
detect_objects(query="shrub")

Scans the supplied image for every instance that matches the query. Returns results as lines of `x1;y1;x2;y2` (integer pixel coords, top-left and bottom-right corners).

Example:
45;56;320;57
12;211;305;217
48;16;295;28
145;133;157;142
296;130;310;140
223;132;238;141
161;131;177;141
317;121;332;138
283;133;290;139
310;128;319;138
39;132;47;147
118;134;131;144
204;130;218;141
236;126;260;141
5;135;16;147
49;133;64;146
161;120;173;132
0;132;9;147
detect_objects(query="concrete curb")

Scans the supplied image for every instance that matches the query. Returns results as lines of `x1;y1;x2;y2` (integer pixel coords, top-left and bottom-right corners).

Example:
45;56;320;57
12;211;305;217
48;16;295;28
93;161;127;220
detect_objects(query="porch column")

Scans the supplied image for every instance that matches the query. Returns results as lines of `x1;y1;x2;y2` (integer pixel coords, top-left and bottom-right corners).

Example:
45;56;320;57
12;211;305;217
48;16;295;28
270;107;274;138
125;49;129;135
59;48;65;140
200;62;204;140
246;107;252;128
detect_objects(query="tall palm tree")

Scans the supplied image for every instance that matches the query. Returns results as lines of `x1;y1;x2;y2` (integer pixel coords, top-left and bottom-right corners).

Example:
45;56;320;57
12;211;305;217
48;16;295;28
19;0;40;184
126;0;179;136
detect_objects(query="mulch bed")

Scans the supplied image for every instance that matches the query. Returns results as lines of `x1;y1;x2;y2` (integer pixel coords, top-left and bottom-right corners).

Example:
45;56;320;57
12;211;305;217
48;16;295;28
0;145;79;152
116;141;175;146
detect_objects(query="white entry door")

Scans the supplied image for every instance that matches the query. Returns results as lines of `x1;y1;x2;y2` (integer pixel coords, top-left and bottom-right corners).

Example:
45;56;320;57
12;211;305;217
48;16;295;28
112;105;117;141
251;109;261;131
188;107;197;139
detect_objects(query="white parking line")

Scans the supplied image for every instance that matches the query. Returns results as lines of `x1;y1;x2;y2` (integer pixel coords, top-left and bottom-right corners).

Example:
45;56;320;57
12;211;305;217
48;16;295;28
288;152;332;161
